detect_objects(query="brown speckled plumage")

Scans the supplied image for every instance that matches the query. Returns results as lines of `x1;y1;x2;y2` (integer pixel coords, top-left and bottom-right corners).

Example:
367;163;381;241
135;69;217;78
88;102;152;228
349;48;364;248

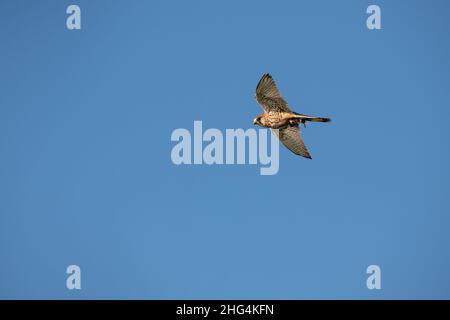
253;74;330;159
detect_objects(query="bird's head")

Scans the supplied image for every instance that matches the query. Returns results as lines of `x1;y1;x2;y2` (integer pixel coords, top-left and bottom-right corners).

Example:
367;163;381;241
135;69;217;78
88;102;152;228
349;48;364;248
253;116;262;126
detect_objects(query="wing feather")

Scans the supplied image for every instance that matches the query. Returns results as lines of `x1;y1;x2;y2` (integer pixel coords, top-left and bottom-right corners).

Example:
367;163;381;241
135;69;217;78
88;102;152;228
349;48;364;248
272;125;312;159
255;74;291;112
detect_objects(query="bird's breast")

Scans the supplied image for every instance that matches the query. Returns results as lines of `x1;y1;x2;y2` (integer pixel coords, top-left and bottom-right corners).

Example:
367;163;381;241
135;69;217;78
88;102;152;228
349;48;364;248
262;112;290;129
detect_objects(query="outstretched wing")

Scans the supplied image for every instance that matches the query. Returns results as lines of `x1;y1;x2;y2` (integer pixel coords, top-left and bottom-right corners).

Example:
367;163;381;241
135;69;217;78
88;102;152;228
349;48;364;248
255;73;291;112
272;125;312;159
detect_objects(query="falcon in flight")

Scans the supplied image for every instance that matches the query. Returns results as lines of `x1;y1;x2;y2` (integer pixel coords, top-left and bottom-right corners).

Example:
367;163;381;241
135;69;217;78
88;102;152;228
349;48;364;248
253;73;331;159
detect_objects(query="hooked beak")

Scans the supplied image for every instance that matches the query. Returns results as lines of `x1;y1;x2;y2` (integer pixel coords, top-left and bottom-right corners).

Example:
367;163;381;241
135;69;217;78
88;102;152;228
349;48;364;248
253;118;257;125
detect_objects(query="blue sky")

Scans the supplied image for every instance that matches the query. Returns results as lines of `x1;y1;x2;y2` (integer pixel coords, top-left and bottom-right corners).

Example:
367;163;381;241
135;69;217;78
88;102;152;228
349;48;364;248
1;0;450;299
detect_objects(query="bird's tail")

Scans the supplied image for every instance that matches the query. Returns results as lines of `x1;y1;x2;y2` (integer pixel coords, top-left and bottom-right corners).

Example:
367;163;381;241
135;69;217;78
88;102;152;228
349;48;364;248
294;113;331;123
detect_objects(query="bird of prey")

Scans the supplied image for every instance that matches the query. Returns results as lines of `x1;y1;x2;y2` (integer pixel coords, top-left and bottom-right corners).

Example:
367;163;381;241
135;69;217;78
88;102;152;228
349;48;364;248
253;73;331;159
